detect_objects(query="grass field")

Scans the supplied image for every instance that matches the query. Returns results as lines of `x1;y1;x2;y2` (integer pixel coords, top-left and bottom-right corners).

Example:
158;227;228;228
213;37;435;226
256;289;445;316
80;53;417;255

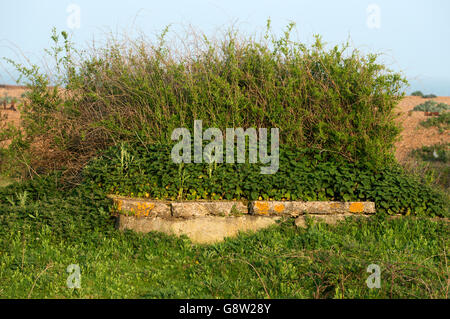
0;191;448;298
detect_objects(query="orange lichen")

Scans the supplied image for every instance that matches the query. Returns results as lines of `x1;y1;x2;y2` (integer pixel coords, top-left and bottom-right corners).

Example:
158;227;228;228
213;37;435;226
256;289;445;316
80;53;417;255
349;202;364;213
255;202;269;215
135;202;155;217
274;204;285;213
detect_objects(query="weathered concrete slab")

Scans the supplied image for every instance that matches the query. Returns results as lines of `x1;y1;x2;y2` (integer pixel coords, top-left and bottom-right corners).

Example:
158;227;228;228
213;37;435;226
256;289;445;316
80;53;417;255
250;201;375;216
109;195;171;218
171;201;248;218
116;215;279;244
109;196;376;243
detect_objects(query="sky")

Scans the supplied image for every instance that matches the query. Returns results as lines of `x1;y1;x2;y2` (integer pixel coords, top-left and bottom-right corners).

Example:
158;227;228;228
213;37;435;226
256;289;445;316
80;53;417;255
1;0;449;95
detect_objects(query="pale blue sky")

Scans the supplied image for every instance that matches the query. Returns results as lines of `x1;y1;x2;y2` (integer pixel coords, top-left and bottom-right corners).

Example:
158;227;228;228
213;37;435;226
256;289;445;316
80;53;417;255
1;0;449;94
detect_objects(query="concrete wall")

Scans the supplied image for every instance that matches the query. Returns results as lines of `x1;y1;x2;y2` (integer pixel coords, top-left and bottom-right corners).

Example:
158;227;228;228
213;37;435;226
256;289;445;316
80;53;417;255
109;195;375;244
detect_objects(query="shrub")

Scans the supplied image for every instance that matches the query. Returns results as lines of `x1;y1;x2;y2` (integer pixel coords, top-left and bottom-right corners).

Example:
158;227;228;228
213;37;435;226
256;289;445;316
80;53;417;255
83;143;448;217
420;112;450;133
408;143;450;192
3;25;407;179
410;143;449;164
411;91;437;99
0;172;64;205
413;100;449;113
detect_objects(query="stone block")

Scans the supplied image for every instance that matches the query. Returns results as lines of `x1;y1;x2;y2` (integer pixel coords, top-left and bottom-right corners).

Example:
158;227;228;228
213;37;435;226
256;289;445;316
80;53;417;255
109;196;171;218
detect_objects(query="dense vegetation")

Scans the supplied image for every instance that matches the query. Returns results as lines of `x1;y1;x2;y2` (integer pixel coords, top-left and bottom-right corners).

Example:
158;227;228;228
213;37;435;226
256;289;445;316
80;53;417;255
2;25;406;179
78;143;448;217
0;26;447;217
0;183;448;298
0;25;448;299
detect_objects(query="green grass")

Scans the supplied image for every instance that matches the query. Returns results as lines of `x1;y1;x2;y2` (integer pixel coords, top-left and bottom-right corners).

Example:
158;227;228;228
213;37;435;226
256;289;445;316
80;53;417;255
0;193;448;299
0;176;14;188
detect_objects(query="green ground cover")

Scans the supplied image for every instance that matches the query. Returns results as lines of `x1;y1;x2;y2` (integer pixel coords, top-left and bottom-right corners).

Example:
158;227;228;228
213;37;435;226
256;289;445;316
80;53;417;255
0;189;448;298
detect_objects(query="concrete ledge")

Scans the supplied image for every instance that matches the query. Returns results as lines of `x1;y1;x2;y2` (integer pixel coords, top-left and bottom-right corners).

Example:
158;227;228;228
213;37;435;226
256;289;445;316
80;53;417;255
108;195;376;243
250;201;375;216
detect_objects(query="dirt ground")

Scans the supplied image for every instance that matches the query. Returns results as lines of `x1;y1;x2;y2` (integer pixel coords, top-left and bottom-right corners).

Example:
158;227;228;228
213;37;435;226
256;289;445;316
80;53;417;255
0;85;26;98
395;96;450;162
0;86;23;129
1;86;449;162
0;110;20;127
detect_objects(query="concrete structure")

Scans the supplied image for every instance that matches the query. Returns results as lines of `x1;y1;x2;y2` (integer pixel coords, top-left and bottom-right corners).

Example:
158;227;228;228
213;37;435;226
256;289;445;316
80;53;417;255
109;195;376;244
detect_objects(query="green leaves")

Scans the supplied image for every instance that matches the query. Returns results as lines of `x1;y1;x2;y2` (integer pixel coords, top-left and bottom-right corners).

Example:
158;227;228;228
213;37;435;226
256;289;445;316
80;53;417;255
83;143;448;217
